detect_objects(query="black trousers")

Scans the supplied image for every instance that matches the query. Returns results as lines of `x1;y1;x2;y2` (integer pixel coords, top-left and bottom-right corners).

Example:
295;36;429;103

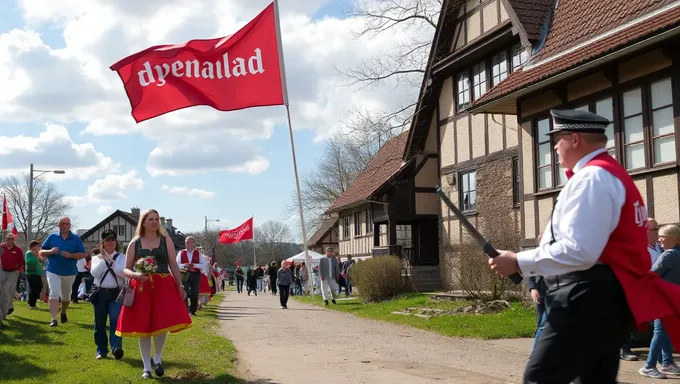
71;271;93;301
26;275;43;307
278;284;289;307
535;300;546;330
524;277;633;384
183;272;201;314
271;279;277;294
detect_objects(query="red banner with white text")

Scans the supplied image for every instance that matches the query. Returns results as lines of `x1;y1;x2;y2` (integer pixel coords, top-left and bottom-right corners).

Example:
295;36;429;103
219;218;254;245
110;2;286;123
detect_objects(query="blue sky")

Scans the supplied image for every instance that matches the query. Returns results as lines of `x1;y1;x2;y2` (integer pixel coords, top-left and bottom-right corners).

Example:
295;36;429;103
0;0;413;236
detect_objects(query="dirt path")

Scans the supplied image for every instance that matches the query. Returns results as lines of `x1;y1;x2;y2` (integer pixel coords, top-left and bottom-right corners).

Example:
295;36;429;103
216;291;673;384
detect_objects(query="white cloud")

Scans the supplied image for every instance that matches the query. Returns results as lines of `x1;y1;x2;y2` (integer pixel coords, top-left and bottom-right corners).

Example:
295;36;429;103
161;185;215;199
65;170;144;205
0;124;119;180
1;0;430;176
96;205;114;215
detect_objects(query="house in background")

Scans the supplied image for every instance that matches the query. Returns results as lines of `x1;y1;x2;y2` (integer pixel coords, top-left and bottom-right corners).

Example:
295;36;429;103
405;0;530;289
325;131;441;291
471;0;680;248
79;207;187;251
307;215;339;254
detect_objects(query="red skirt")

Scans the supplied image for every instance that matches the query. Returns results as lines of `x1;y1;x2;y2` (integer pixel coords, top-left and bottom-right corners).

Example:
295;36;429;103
199;274;211;294
116;274;192;337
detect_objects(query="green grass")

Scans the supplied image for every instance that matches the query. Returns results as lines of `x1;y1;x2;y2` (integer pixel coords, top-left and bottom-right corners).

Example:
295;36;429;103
295;293;536;339
0;294;242;384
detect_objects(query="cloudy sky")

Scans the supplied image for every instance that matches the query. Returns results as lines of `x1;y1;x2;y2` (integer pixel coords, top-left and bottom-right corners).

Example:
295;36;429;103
0;0;423;235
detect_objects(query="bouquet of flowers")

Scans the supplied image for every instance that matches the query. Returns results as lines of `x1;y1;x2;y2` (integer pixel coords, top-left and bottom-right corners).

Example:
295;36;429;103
135;256;158;274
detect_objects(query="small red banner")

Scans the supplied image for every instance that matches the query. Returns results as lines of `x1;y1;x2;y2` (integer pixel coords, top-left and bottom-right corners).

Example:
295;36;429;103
219;218;254;245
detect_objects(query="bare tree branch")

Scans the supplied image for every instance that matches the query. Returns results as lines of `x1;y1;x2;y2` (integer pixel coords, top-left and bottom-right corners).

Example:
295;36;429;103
0;174;72;246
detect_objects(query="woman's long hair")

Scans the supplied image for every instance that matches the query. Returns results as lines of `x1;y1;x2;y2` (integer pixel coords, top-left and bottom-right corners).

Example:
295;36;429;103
134;208;169;239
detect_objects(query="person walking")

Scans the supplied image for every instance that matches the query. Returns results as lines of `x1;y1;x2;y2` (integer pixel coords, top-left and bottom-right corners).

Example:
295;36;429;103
488;109;680;383
24;241;44;310
116;209;191;379
235;266;245;294
90;229;126;360
319;247;339;306
39;217;86;327
276;261;293;309
0;232;24;319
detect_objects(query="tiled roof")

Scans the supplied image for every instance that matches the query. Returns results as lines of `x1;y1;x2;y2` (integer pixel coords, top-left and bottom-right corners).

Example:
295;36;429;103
533;0;676;61
326;131;410;213
307;216;337;246
473;4;680;108
507;0;555;42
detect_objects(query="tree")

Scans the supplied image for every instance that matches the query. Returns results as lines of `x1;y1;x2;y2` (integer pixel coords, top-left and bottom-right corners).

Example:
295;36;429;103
287;133;381;236
337;0;441;140
255;220;293;264
0;174;72;246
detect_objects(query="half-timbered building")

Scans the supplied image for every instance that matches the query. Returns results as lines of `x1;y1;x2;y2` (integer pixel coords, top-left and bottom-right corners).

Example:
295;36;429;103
470;0;680;250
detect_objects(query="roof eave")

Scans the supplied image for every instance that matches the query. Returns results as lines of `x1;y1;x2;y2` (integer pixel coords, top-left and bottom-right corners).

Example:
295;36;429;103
469;25;680;115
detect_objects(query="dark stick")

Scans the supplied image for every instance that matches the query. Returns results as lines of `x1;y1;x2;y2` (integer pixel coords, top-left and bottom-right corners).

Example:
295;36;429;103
436;187;523;285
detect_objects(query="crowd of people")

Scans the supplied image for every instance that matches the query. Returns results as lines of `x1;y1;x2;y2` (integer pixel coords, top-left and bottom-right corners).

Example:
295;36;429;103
232;250;355;307
0;210;229;380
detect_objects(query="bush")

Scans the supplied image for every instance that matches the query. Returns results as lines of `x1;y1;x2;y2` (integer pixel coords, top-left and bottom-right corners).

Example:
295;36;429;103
350;255;404;302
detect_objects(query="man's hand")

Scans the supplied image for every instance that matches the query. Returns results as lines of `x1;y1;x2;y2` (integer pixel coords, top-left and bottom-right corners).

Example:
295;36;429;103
61;251;72;259
530;289;541;304
488;250;520;278
51;247;60;255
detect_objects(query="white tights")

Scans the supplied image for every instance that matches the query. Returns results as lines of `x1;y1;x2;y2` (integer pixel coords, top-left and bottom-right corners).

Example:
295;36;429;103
138;332;168;371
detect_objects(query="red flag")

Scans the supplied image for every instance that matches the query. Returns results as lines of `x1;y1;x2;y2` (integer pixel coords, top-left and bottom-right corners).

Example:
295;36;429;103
110;2;287;123
2;195;13;231
219;218;254;244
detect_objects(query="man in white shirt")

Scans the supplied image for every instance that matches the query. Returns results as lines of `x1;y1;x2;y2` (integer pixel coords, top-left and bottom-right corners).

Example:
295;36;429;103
487;109;643;383
176;237;207;316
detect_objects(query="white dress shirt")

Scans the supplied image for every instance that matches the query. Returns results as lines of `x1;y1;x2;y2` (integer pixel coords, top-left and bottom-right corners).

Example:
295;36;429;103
517;148;626;277
176;248;208;272
77;257;88;273
90;252;126;288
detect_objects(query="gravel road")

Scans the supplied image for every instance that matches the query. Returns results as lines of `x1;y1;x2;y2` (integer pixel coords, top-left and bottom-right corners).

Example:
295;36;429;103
216;291;676;384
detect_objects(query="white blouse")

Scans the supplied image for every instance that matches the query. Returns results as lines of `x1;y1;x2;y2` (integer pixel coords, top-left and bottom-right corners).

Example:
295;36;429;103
90;252;126;289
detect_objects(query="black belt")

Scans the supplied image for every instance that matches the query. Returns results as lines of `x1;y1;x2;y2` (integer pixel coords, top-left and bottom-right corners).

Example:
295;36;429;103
544;264;615;290
99;287;119;292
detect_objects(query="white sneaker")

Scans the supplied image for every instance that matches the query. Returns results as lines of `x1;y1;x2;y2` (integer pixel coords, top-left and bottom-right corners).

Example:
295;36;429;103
660;363;680;376
639;366;667;379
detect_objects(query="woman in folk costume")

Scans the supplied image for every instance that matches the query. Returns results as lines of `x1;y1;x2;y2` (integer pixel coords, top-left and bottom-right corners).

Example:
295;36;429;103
196;247;212;308
116;209;191;380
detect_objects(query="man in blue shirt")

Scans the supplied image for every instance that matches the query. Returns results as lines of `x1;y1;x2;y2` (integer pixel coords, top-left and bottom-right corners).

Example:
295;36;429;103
39;216;86;327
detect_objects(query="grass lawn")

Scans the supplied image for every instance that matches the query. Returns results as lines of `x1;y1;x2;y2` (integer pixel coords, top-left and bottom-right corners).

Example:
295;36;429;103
295;293;536;339
0;293;242;384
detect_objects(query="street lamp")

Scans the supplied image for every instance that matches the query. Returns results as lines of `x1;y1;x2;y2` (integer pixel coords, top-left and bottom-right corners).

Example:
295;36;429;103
204;216;220;232
28;163;66;245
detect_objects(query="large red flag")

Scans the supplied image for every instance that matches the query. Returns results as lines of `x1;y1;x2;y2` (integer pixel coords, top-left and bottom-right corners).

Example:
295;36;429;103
219;218;254;245
110;1;287;123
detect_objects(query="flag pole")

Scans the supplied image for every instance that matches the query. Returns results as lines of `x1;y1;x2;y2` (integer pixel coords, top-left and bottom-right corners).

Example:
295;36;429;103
274;0;313;295
252;215;256;266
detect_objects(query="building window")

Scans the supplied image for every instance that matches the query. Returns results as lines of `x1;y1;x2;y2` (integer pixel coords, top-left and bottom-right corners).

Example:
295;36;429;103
457;72;471;111
460;171;477;212
343;216;350;239
536;118;552;189
491;52;508;86
622;87;645;170
650;77;675;165
511;44;529;71
396;225;412;248
112;225;125;237
365;210;373;234
512;157;520;206
472;61;487;100
354;212;362;236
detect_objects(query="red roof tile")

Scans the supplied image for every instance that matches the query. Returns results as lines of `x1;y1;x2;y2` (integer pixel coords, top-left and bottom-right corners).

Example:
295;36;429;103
507;0;555;42
534;0;675;61
473;5;680;107
307;216;337;246
326;131;410;213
